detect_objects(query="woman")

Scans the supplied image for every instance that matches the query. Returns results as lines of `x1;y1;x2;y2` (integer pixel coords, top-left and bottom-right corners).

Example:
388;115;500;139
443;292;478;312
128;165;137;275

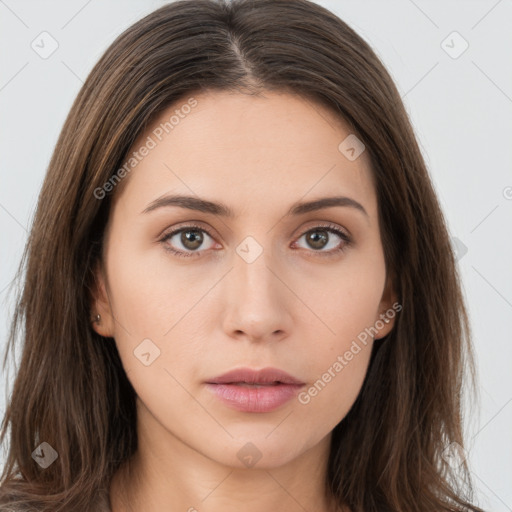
0;0;486;511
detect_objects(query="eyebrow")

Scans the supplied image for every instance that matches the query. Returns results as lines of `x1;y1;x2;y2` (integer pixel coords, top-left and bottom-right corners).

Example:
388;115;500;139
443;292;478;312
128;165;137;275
142;194;368;218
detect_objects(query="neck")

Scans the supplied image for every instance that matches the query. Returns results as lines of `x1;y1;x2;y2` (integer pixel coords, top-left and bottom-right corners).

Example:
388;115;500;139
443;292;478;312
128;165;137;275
109;399;343;512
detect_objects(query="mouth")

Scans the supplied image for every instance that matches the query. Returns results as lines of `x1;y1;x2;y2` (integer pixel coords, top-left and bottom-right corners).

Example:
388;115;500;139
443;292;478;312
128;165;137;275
228;382;283;387
205;366;305;386
205;367;305;413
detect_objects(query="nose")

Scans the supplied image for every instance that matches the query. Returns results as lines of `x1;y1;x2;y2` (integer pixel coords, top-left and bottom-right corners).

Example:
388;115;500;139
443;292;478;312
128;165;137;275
221;244;293;343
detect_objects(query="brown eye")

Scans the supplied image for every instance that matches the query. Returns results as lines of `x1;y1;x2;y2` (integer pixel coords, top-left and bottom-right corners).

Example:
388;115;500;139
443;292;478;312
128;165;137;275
160;225;216;258
179;229;204;250
294;225;351;256
305;229;329;250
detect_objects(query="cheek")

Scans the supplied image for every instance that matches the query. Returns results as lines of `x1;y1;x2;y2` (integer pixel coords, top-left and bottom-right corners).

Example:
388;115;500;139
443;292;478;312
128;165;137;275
104;239;219;399
288;260;384;428
294;313;375;436
295;346;372;438
105;239;210;337
298;255;385;343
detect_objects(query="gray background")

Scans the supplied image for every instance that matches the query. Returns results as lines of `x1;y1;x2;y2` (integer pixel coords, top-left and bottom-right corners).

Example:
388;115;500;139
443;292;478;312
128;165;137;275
1;1;511;510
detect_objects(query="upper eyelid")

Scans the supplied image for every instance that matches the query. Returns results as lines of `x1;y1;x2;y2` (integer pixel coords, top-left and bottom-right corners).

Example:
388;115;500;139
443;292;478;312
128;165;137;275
159;222;215;240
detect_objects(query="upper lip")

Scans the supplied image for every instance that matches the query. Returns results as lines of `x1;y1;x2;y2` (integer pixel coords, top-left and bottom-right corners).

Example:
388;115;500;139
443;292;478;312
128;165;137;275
206;367;305;385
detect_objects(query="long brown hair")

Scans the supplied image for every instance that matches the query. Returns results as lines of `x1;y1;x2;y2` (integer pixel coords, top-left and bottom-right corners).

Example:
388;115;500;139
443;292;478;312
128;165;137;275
0;1;485;510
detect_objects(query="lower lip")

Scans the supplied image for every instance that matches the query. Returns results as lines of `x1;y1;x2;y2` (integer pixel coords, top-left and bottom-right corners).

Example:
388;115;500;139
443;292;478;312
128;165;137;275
205;383;304;413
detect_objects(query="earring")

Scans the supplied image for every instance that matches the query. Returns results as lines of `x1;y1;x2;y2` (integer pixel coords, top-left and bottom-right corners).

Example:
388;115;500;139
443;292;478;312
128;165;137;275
94;314;101;324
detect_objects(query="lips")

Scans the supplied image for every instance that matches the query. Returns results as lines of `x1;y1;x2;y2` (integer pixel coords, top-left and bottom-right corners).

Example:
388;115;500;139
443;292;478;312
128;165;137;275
206;367;305;386
205;367;305;413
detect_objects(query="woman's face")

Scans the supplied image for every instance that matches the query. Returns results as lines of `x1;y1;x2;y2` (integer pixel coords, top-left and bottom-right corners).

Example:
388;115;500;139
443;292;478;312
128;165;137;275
93;89;397;469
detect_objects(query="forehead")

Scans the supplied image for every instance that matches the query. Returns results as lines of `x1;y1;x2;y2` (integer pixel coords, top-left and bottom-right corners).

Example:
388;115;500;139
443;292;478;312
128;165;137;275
113;89;376;219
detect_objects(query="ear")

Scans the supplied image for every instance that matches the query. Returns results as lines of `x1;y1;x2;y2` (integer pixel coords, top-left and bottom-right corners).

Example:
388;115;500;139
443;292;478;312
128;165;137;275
373;270;400;340
90;262;115;338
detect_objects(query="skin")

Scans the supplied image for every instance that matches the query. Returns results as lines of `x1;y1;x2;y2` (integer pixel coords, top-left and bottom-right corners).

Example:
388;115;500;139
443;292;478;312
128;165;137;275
91;89;397;512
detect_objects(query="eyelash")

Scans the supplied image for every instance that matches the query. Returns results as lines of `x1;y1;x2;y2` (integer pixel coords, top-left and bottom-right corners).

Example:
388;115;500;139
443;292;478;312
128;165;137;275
159;222;352;259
